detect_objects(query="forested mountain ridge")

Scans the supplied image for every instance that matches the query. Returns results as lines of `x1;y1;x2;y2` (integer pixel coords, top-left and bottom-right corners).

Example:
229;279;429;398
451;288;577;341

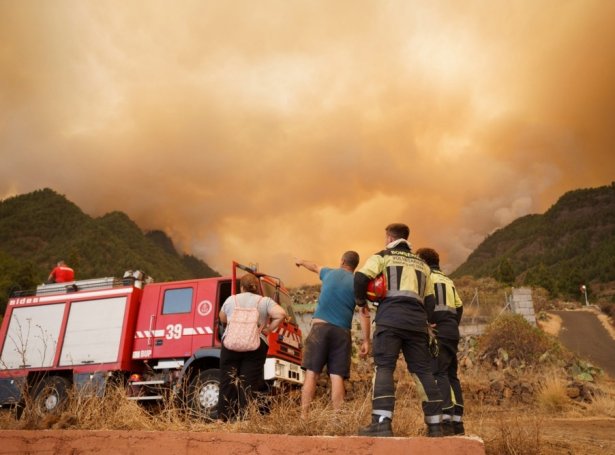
0;188;219;312
452;182;615;299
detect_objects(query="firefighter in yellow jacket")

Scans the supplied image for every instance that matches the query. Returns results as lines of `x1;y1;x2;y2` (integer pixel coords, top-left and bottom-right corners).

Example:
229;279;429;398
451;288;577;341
417;247;465;435
355;223;444;437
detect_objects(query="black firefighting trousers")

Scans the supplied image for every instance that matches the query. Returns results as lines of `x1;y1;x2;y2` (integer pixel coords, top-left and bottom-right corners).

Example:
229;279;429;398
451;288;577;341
433;337;464;421
371;325;443;425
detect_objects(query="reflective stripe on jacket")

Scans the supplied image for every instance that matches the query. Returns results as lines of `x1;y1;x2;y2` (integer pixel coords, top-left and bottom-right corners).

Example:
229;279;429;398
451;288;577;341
430;268;463;340
356;243;434;332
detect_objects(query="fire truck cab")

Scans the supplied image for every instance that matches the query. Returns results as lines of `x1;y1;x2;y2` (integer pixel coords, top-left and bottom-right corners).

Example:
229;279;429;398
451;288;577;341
0;262;304;417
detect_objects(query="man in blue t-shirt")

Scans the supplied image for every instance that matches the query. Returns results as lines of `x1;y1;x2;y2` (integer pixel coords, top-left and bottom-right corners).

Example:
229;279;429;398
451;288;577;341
295;251;371;417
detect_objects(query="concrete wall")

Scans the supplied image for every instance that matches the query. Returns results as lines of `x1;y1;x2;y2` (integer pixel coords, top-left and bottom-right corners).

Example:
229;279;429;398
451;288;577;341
0;430;486;455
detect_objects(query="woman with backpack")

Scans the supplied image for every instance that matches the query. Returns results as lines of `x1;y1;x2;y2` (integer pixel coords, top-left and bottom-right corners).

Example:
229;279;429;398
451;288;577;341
217;273;287;421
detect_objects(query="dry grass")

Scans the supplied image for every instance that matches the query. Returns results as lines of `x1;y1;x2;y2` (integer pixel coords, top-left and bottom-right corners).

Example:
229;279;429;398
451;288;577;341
1;368;615;455
586;393;615;417
481;412;543;455
536;373;570;413
0;370;439;437
580;377;615;418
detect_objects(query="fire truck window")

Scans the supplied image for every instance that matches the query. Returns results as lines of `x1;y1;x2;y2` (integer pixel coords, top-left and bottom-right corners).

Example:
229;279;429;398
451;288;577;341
218;281;232;306
261;279;297;324
260;280;276;300
162;288;193;314
277;290;297;324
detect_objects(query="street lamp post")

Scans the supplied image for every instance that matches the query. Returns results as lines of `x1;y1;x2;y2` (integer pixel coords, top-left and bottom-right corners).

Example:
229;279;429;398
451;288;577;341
580;284;589;306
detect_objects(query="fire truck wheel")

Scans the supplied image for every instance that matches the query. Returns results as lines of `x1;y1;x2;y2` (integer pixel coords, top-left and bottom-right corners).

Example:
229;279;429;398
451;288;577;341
32;376;70;416
188;369;220;419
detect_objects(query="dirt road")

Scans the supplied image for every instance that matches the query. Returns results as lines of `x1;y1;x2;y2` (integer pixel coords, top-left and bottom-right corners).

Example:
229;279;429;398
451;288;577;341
551;308;615;377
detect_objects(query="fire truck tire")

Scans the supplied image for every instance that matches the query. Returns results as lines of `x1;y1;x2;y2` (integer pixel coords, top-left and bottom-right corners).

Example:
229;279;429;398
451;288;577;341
188;369;220;419
32;376;70;416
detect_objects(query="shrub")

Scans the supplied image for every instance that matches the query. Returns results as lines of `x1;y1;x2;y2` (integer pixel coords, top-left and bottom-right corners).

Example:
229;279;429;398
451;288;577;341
479;314;559;365
598;301;615;320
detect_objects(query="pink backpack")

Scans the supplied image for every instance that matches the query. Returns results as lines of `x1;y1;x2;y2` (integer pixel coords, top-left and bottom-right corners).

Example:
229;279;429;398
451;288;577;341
222;296;264;352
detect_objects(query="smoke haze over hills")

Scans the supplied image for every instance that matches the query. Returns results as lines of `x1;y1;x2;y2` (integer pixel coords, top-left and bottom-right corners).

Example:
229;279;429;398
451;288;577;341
1;1;614;285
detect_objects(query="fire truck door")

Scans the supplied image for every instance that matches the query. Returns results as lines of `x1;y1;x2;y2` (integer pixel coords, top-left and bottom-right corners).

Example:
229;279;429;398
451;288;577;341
152;283;197;359
191;279;231;349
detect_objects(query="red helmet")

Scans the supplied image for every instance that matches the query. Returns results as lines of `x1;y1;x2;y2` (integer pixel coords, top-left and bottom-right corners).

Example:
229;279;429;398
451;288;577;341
367;274;386;302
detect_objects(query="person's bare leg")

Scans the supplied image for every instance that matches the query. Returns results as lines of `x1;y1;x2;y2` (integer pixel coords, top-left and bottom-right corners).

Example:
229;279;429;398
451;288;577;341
330;374;346;410
301;370;319;417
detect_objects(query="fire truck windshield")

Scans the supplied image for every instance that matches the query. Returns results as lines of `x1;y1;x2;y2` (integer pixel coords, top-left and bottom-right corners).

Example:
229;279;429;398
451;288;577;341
260;279;297;324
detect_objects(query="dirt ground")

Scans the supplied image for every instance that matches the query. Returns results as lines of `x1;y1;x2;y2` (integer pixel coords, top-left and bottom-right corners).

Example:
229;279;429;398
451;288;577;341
538;418;615;454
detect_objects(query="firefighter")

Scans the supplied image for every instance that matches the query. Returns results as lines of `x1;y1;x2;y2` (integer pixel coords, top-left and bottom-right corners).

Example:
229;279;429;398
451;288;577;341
416;247;465;435
47;260;75;283
295;252;371;417
355;223;444;437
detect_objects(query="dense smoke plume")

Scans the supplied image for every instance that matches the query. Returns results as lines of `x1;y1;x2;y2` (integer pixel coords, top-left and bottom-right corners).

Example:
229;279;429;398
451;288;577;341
1;1;614;285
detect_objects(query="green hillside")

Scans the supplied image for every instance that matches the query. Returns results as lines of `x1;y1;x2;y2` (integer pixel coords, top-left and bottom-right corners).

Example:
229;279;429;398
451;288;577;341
0;188;219;313
452;182;615;299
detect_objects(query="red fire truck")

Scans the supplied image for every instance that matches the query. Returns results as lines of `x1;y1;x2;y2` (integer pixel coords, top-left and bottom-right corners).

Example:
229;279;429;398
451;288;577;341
0;262;304;417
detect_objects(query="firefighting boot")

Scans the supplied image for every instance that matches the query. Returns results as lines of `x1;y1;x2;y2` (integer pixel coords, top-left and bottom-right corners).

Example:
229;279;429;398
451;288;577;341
426;423;443;437
453;421;465;435
358;415;393;437
441;419;455;436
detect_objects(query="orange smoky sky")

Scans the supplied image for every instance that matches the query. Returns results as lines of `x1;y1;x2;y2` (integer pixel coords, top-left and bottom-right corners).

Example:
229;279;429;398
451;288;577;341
1;1;614;286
